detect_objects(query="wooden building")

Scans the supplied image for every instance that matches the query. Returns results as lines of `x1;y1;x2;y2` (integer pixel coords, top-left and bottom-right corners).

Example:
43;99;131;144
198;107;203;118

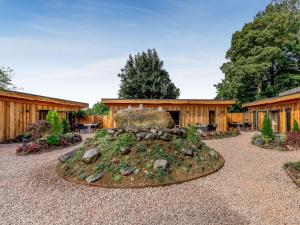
243;91;300;133
0;90;88;142
102;99;236;132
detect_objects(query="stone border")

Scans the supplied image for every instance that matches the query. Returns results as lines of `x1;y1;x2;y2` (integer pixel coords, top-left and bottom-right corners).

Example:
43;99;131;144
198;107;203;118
56;154;225;189
251;141;288;152
16;140;82;156
285;167;300;188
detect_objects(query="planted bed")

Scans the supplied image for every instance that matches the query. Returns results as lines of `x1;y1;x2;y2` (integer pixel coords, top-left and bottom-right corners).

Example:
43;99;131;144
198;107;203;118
57;127;224;188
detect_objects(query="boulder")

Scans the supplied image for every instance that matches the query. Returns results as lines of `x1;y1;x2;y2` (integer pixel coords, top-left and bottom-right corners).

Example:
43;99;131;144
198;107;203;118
86;172;104;183
160;133;173;141
58;148;78;163
115;108;175;129
153;159;168;171
120;167;135;176
144;133;156;140
82;148;100;164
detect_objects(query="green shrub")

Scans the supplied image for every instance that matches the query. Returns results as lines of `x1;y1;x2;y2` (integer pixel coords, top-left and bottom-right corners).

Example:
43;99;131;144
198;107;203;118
294;162;300;171
292;120;299;132
112;174;122;182
187;125;200;145
262;115;273;138
95;129;108;139
156;168;166;183
114;133;136;154
46;111;62;135
47;135;60;145
62;119;70;134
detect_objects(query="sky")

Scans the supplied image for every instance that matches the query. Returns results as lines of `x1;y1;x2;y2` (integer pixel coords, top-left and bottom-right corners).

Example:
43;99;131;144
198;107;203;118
0;0;271;106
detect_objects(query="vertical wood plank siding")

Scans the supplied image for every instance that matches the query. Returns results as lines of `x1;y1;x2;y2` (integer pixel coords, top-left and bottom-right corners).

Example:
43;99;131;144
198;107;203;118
245;100;300;133
102;103;232;132
0;91;88;142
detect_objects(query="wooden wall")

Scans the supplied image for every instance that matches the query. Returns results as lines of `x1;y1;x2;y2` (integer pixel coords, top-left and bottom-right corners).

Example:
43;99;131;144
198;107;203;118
105;103;230;132
247;99;300;133
0;99;82;142
227;113;246;124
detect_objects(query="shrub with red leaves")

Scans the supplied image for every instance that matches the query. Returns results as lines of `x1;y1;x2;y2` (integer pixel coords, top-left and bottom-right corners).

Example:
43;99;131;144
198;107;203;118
16;142;41;154
285;131;300;150
59;137;68;146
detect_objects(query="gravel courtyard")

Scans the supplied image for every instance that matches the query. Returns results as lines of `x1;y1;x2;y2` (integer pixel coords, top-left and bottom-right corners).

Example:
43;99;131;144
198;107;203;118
0;132;299;225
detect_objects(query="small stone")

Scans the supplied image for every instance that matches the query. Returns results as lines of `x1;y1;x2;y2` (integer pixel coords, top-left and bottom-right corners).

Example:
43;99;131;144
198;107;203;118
136;132;148;141
180;128;187;137
172;128;181;135
134;168;140;174
160;133;173;141
153;159;168;171
120;167;135;176
107;129;116;134
163;128;173;133
82;148;100;164
157;130;164;136
120;146;131;155
181;147;194;156
150;128;158;134
144;133;156;140
58;149;78;163
86;172;104;183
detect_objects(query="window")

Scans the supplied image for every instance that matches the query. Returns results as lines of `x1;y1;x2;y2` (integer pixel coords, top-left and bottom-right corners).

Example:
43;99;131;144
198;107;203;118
39;110;49;120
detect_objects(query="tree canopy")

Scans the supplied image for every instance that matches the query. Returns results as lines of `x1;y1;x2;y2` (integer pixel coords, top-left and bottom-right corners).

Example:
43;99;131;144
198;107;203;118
118;49;180;99
0;67;16;90
215;0;300;111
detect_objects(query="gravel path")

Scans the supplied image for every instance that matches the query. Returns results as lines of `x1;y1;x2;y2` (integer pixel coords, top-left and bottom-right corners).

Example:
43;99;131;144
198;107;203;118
0;132;299;225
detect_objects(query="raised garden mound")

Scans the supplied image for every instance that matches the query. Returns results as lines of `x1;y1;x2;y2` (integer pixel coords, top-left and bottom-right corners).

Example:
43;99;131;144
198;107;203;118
56;128;224;188
284;162;300;188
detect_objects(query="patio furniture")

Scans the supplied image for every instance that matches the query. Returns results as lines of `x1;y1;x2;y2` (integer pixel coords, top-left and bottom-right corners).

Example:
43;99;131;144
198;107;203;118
82;123;98;133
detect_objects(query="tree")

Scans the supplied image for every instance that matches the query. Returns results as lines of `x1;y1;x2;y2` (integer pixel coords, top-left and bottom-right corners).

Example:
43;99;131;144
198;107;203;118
46;111;62;135
118;49;180;99
91;102;109;115
215;0;300;110
0;67;16;90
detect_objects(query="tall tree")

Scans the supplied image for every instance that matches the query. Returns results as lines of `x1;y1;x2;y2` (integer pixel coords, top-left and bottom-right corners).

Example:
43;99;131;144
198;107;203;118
215;0;300;110
118;49;180;99
0;67;16;90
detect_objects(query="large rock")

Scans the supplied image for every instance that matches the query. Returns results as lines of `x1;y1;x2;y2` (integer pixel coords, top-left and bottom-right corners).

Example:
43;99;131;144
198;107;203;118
120;167;135;176
82;148;100;164
58;148;78;163
115;108;175;129
153;159;168;171
86;172;104;183
144;133;156;140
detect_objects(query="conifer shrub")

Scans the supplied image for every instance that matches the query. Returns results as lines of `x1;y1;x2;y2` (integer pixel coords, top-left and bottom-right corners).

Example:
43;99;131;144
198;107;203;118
262;115;273;139
292;120;299;132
